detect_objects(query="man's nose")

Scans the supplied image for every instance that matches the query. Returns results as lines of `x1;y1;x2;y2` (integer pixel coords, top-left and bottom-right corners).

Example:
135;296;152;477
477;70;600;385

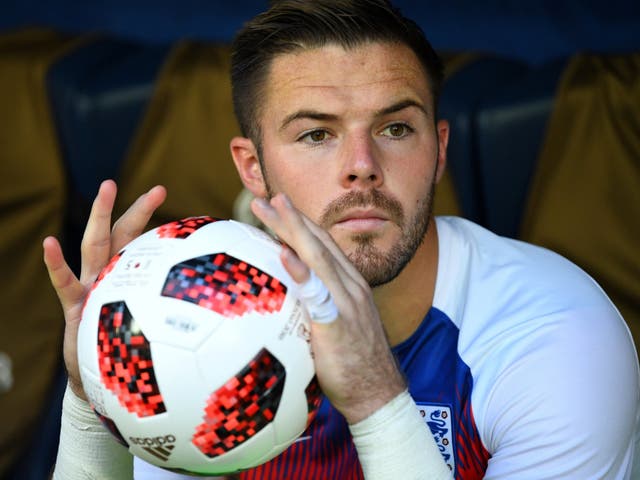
339;133;384;189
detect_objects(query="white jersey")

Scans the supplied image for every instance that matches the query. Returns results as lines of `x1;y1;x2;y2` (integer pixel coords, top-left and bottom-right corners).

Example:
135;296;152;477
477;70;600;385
428;217;640;478
133;216;640;479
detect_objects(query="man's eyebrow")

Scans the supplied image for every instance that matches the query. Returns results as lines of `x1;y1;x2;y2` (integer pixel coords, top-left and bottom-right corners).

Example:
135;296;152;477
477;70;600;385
376;99;429;118
279;110;338;132
279;99;429;132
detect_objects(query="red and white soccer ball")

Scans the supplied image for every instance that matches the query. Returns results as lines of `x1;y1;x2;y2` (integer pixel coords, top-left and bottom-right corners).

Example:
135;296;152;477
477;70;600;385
77;217;321;475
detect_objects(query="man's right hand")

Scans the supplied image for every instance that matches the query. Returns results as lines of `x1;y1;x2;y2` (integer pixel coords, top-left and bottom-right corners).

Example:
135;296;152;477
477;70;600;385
43;180;167;401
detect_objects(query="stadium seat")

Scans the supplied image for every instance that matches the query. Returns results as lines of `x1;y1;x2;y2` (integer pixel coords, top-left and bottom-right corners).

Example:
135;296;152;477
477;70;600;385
474;58;568;238
521;53;640;348
47;37;171;273
0;29;75;479
47;37;171;204
110;41;244;225
438;57;528;225
5;362;67;480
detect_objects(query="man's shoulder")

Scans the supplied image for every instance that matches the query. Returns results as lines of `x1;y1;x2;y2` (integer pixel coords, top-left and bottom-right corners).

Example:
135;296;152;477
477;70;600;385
432;219;638;479
435;215;612;306
434;216;626;350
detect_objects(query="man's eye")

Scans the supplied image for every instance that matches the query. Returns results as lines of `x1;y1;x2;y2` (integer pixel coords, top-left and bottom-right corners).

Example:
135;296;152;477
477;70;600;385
381;123;413;138
300;129;329;143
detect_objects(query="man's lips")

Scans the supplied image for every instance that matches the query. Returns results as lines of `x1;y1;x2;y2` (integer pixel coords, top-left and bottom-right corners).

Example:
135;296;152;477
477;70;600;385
318;190;405;232
332;209;391;232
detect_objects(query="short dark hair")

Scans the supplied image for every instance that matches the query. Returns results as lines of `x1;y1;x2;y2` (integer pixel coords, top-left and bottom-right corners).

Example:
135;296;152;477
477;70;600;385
230;0;444;147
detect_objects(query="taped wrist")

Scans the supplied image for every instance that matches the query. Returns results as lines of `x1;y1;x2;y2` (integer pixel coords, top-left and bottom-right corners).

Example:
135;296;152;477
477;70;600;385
349;390;453;480
53;383;133;479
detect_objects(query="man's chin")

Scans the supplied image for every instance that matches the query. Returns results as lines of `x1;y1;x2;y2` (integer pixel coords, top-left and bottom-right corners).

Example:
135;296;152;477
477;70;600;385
347;243;407;288
335;230;393;254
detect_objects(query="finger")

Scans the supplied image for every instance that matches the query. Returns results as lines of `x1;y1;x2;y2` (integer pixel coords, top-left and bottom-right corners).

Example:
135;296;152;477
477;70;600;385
254;194;362;285
278;195;363;282
281;246;338;323
251;195;362;323
280;245;310;283
298;272;339;324
43;236;86;315
79;180;118;284
252;195;347;285
298;214;365;283
110;184;167;253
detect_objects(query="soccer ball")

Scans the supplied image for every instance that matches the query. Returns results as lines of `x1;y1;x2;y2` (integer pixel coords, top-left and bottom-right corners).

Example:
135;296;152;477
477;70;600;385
77;217;321;475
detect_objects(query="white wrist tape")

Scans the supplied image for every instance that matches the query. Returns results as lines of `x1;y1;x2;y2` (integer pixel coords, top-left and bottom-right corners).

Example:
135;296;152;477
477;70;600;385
298;271;338;324
349;390;453;480
53;383;133;480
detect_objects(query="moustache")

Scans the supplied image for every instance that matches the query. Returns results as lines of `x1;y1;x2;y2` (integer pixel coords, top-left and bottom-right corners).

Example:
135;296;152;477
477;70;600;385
319;190;405;229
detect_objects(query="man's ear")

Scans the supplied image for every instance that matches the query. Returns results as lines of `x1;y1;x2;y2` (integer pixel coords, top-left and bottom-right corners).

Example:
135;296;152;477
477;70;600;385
435;119;450;184
230;136;268;198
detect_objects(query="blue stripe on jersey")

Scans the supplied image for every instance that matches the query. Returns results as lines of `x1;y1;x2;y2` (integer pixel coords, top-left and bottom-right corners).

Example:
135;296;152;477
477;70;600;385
238;307;489;479
393;307;490;479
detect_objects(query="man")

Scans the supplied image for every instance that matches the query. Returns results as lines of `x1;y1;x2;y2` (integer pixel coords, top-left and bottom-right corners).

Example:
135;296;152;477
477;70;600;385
44;1;639;479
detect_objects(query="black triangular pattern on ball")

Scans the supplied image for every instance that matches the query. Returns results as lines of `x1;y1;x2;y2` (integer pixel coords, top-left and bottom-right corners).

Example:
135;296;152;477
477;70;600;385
156;216;221;239
161;252;287;317
97;301;167;417
192;348;286;458
93;409;129;447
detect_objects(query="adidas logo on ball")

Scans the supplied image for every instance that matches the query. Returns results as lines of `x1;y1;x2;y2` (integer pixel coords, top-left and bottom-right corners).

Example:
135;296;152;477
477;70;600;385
129;435;176;461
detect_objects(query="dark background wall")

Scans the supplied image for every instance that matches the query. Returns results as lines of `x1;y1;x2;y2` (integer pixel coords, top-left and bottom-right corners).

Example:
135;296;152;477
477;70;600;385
3;0;640;64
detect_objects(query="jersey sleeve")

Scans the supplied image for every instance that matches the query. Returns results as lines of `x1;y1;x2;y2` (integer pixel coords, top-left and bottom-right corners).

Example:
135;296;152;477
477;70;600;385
478;304;639;479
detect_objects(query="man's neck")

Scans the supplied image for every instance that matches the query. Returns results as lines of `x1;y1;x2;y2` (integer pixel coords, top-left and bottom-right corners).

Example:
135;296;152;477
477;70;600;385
372;217;439;347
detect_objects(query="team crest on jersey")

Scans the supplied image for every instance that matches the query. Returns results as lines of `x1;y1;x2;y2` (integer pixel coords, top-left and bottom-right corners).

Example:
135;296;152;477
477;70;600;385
417;403;455;472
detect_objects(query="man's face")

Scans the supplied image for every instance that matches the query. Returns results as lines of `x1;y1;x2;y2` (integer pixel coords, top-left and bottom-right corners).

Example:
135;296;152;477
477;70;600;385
254;42;447;286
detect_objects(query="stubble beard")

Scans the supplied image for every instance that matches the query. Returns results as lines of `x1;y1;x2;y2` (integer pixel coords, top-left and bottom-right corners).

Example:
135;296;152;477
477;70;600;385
259;156;435;288
327;188;434;287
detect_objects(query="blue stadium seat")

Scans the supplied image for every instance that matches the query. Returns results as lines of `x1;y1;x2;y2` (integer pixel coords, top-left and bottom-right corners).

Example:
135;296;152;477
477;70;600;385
438;57;528;225
46;37;171;275
475;58;568;238
47;37;171;203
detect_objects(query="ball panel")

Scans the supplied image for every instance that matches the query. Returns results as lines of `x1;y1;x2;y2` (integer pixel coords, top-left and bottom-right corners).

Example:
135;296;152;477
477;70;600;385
94;410;129;447
97;301;166;417
135;297;223;350
156;216;221;239
122;344;208;470
161;253;287;318
192;348;286;458
94;251;124;288
81;366;108;418
88;228;180;295
183;423;280;475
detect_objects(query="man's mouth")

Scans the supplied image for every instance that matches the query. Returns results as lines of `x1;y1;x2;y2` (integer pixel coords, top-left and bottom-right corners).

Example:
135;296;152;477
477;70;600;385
319;190;405;232
333;209;390;232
